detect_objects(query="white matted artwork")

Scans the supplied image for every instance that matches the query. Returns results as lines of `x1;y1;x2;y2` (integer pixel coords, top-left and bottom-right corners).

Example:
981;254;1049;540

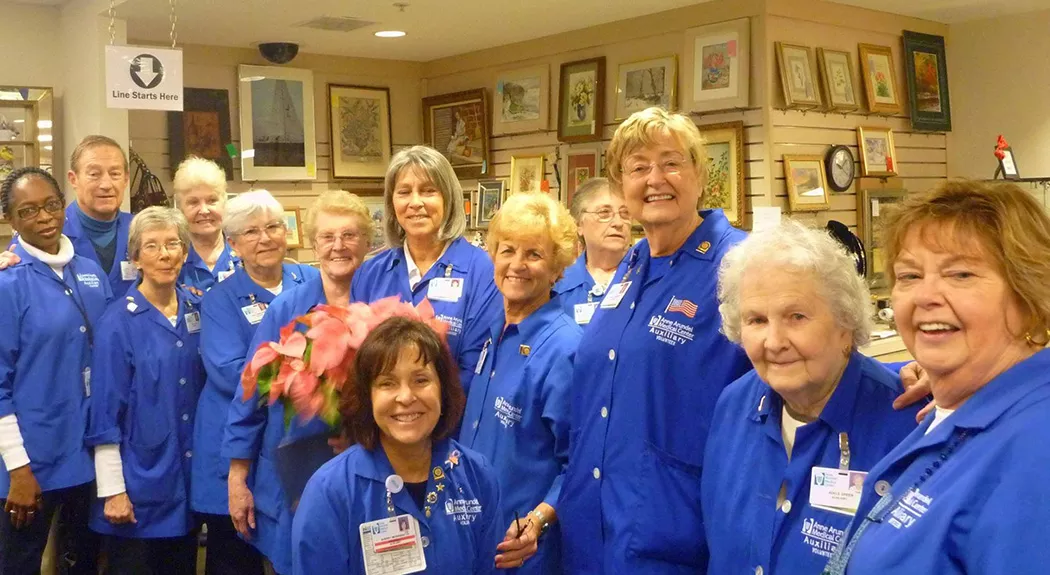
683;18;750;113
238;65;317;181
615;56;677;120
359;195;387;254
509;155;546;196
493;65;549;135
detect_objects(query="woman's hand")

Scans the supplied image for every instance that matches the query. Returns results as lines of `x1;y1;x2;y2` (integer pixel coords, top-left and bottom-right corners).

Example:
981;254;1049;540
103;493;136;524
894;361;935;423
228;459;256;539
5;466;42;529
0;250;20;270
495;504;555;569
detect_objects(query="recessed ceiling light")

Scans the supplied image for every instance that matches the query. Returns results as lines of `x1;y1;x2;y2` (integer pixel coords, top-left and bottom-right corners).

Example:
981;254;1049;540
375;30;406;38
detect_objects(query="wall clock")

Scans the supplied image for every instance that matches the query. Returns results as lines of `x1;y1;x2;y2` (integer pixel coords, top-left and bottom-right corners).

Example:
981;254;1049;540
825;145;856;192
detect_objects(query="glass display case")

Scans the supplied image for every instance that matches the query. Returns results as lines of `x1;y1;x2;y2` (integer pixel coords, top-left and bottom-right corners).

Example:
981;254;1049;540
0;86;54;182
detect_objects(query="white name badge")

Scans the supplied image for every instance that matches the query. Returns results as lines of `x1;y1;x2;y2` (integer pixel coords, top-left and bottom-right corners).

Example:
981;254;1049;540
359;514;427;575
185;311;201;334
810;466;866;516
574;302;599;325
600;281;632;309
427;278;464;303
240;303;267;325
120;261;137;281
218;270;235;283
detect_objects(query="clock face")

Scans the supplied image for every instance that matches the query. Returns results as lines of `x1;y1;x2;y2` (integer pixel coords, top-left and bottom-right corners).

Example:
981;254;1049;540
830;148;854;190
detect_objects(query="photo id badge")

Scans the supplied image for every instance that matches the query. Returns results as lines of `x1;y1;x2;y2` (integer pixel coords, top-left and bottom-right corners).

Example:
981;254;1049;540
241;303;267;325
810;466;866;516
427;278;464;303
358;514;426;575
574;302;599;325
218;270;235;283
185;311;202;334
120;261;137;281
600;281;632;309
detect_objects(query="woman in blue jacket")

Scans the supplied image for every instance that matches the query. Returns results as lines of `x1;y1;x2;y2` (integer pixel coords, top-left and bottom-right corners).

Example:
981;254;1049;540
350;146;501;399
194;190;318;575
224;190;373;575
292;317;504;574
825;181;1050;574
551;177;630;326
458;192;580;573
0;167;112;575
173;157;238;293
85;207;205;574
702;220;922;575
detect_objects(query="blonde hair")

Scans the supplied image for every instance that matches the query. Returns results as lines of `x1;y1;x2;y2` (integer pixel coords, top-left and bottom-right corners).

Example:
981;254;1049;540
486;192;578;279
882;180;1050;344
304;190;375;243
606;107;706;185
128;206;190;261
173;156;228;201
383;146;467;247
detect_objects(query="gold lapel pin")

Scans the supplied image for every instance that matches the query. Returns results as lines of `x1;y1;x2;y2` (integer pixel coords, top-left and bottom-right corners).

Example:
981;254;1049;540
519;344;531;356
697;241;711;254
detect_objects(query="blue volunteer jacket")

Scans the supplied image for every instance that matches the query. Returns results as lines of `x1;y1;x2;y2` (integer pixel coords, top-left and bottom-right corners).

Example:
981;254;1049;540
459;298;580;575
350;236;502;398
552;253;604;326
0;244;112;496
178;241;240;293
85;285;205;538
825;349;1050;575
558;210;752;575
701;352;921;575
222;275;339;575
192;264;318;516
292;439;503;575
63;203;135;296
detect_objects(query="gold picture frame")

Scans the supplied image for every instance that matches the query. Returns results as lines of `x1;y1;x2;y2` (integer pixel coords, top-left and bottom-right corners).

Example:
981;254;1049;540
509;154;546;196
857;187;908;288
327;84;392;181
283;208;303;249
775;42;821;109
696;121;746;228
858;43;901;115
783;155;830;212
857;126;898;177
817;48;860;112
422;88;491;179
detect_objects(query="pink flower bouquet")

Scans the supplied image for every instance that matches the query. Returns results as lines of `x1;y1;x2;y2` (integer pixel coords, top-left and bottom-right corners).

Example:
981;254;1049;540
241;296;449;428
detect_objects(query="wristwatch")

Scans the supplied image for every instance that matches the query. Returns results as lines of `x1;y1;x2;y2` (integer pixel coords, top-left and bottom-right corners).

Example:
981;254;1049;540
530;509;550;536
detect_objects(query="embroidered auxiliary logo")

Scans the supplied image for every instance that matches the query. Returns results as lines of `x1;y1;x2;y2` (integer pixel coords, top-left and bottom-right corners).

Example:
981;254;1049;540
800;517;844;559
493;396;523;428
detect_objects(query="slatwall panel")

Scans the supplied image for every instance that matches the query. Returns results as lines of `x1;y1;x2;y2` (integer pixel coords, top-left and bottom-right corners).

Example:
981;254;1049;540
769;109;948;232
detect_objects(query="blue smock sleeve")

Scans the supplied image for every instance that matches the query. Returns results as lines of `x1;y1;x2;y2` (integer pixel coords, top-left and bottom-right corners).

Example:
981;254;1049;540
201;289;248;398
291;471;352;575
0;277;21;419
969;451;1050;573
222;305;278;461
458;263;501;394
85;309;132;446
540;348;574;507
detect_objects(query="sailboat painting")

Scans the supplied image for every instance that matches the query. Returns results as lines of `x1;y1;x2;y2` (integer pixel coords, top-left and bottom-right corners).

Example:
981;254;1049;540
238;65;317;181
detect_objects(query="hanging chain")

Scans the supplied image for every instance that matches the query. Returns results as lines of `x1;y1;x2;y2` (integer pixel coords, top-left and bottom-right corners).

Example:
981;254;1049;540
107;0;116;45
169;0;179;48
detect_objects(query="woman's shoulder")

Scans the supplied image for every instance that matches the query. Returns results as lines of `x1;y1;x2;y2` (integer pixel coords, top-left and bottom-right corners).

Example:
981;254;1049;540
448;237;493;271
717;368;765;409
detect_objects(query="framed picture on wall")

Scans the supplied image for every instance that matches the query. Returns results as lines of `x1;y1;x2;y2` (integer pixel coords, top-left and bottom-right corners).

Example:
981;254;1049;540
477;180;505;228
422;88;491;179
783;155;830;213
696;121;746;227
510;154;546;196
238;65;317;181
857;187;908;288
493;65;549;135
775;42;821;109
614;56;677;120
358;194;387;254
562;144;603;206
682;17;750;113
902;31;952;132
283;208;303;249
998;147;1020;179
327;84;392;180
857;126;898;177
557;57;605;143
858;44;901;115
816;48;859;112
168;88;233;179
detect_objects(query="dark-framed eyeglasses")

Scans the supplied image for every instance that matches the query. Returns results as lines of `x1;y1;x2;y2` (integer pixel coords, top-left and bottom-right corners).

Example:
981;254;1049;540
15;197;64;221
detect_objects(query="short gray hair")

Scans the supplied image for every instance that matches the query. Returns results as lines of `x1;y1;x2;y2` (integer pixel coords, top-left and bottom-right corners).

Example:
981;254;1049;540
224;190;284;236
129;206;191;261
717;219;874;348
173;156;228;200
382;146;466;247
569;177;623;223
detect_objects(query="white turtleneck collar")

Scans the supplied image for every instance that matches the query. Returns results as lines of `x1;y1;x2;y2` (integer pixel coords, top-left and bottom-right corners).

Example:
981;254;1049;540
18;235;75;279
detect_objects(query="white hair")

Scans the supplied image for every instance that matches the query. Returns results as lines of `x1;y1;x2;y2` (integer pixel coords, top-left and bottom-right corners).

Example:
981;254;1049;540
717;219;874;348
223;189;284;236
173;156;228;200
129;206;190;261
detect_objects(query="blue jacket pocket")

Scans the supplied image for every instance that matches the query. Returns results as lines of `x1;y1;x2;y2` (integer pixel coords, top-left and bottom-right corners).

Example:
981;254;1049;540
124;435;186;505
251;452;283;520
626;441;707;567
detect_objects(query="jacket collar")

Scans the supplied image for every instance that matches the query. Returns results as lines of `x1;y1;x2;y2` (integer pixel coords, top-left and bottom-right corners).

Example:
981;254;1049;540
553;254;592;295
488;297;567;345
387;236;470;275
353;438;453;482
938;348;1050;432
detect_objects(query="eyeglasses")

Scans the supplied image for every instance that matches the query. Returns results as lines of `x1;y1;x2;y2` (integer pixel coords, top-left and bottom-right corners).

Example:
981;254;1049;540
140;240;184;256
237;222;286;243
315;230;364;247
582;207;631;223
16;198;64;220
624;158;689;179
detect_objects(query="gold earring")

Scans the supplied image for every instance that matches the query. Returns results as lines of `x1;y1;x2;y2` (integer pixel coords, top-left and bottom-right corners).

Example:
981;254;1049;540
1024;329;1050;347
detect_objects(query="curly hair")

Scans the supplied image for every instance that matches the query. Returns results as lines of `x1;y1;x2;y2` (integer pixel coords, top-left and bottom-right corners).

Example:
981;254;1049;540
1;167;63;219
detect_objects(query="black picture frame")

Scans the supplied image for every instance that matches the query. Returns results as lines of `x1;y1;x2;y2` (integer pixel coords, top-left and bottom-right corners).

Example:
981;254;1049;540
168;88;234;179
902;31;952;132
997;147;1020;180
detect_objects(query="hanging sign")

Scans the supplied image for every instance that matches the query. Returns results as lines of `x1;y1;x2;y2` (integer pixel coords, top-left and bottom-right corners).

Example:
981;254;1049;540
105;45;183;111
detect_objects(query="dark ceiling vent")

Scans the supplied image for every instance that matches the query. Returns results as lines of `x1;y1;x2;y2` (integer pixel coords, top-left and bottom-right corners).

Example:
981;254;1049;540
296;16;376;33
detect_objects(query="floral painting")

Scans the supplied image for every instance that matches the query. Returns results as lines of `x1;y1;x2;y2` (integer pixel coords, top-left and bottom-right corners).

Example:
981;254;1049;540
702;142;731;211
702;43;731;90
567;70;596;128
338;96;382;160
912;51;941;113
858;44;900;114
902;31;950;131
558;57;605;143
329;85;391;180
696;121;745;227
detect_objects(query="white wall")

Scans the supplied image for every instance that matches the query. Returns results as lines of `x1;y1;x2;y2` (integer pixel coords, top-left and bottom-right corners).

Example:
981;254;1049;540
948;9;1050;182
0;2;62;88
